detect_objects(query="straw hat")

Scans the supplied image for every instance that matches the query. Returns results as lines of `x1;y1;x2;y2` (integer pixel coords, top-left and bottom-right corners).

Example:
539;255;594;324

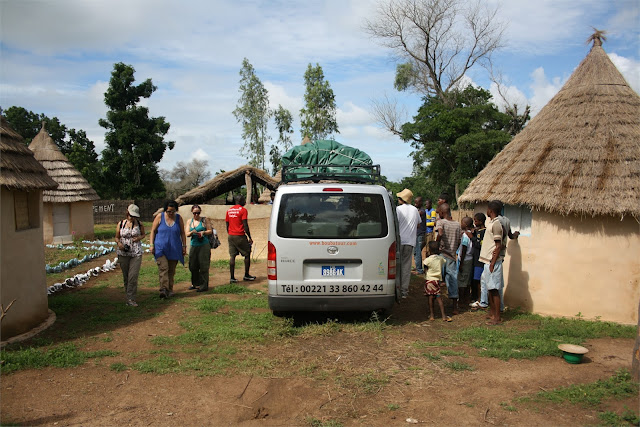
396;188;413;204
127;204;141;218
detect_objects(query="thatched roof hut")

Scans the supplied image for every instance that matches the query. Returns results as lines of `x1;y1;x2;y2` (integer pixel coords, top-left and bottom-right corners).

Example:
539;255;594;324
28;123;99;203
459;33;640;220
176;165;278;205
457;32;640;325
1;117;56;341
0;117;57;191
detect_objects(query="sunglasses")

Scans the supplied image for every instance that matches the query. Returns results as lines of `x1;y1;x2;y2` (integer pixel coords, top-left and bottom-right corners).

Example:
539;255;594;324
193;211;201;215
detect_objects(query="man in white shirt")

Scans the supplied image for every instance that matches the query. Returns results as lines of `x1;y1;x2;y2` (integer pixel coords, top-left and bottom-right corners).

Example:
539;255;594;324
396;189;421;299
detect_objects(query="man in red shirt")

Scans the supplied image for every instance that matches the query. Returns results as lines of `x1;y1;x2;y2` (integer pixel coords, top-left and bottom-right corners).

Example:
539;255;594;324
226;195;255;283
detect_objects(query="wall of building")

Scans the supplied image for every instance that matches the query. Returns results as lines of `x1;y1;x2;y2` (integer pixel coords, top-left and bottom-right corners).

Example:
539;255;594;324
1;187;50;339
70;201;95;240
178;204;272;261
474;203;640;325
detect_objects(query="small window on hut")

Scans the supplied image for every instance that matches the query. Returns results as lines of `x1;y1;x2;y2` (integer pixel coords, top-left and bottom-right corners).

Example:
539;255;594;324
503;204;532;236
14;191;39;231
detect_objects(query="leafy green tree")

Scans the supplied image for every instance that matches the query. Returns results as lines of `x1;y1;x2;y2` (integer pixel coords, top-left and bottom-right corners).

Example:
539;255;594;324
66;128;104;196
300;63;339;140
232;58;271;170
3;106;69;149
99;62;173;199
269;105;294;175
3;106;104;195
401;86;512;195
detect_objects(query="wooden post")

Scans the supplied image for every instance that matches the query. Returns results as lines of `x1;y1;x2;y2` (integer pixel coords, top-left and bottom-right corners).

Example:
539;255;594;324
632;298;640;381
245;171;252;205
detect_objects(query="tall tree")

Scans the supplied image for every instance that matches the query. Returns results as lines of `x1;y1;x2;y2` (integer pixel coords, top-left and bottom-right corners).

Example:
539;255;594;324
366;0;505;102
232;58;271;170
366;0;510;135
269;105;294;175
99;62;173;199
299;63;339;140
160;159;211;200
401;85;512;194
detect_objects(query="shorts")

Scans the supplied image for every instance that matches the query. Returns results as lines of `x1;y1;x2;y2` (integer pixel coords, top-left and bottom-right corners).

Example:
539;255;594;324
481;261;504;292
228;234;251;257
424;280;442;296
473;266;483;281
457;259;473;288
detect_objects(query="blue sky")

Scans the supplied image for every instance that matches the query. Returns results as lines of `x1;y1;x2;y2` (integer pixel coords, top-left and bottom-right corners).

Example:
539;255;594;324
1;0;638;182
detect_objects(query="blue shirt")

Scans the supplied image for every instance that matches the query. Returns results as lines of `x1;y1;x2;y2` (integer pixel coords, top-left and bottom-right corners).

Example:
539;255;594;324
154;212;185;264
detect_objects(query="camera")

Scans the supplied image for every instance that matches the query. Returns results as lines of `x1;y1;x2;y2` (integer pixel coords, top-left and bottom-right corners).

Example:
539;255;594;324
123;244;131;252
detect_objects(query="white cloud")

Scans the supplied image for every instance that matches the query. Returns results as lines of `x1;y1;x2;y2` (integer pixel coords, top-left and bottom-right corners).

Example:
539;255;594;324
527;67;566;116
609;53;640;94
337;102;372;127
190;148;210;161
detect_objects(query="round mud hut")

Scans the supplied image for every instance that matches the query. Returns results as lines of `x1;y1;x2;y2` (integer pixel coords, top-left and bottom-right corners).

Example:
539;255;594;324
459;32;640;324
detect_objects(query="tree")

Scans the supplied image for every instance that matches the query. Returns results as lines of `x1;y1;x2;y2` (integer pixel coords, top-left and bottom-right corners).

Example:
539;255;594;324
160;159;211;200
365;0;505;103
232;58;271;170
99;62;173;199
269;105;294;175
300;63;339;140
66;129;104;197
3;106;104;195
3;106;69;149
400;85;512;195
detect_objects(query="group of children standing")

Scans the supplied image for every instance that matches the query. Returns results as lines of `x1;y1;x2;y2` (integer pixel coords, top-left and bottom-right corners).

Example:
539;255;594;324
417;194;517;325
422;211;487;321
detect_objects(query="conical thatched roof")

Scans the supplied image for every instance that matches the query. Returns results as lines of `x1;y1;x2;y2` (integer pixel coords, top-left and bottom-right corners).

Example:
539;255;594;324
0;116;58;191
175;165;278;205
28;123;99;203
459;33;640;219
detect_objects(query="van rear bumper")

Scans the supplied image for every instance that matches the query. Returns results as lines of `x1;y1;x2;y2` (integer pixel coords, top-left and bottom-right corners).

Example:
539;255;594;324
268;295;395;312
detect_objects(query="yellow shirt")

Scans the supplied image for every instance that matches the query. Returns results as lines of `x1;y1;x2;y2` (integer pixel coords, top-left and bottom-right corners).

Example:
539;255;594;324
424;254;446;281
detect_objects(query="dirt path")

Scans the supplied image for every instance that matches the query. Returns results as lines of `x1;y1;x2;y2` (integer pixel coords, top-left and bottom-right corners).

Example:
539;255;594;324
2;268;637;426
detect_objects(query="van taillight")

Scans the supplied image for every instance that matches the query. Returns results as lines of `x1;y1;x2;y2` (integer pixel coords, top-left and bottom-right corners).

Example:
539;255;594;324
267;241;277;280
388;242;396;280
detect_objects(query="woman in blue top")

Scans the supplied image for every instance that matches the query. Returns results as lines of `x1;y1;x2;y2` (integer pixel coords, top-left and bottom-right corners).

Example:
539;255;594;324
185;204;213;292
150;200;186;299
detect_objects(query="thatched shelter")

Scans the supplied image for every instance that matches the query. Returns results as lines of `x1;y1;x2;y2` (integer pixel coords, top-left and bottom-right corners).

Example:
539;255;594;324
28;123;99;244
1;116;57;341
175;165;278;206
459;32;640;324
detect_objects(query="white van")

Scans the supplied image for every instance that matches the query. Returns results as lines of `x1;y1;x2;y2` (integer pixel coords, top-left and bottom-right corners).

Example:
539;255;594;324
267;165;400;315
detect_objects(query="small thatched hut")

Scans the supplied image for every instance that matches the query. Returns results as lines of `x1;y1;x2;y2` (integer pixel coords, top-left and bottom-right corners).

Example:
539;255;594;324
1;116;58;340
176;165;278;206
459;32;640;324
28;123;99;244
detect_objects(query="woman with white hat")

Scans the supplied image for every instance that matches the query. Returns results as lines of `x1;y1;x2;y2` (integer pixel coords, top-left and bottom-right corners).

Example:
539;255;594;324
116;204;146;306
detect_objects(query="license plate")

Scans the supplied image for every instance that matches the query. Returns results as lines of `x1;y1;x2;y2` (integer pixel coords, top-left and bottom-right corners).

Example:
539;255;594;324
322;266;345;277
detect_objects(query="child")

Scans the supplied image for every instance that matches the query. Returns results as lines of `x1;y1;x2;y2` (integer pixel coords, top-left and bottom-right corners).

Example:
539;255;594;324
469;212;486;309
456;217;474;308
423;240;451;322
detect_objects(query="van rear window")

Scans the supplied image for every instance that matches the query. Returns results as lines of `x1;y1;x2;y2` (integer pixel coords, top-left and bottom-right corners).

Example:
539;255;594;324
277;193;388;239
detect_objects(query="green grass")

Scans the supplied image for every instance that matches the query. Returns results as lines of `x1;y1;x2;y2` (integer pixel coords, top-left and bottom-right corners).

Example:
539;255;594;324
1;343;119;374
453;312;636;360
598;407;639;426
443;361;475;371
517;369;638;407
210;283;254;294
308;418;344;427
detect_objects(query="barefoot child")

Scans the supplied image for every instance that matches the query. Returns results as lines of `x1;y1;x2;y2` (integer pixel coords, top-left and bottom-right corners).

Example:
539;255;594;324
423;240;451;322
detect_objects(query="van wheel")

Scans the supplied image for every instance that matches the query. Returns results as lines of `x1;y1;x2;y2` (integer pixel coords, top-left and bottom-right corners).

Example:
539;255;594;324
272;311;288;317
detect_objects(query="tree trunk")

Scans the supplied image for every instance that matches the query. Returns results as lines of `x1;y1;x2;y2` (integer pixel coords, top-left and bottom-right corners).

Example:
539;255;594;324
632;298;640;381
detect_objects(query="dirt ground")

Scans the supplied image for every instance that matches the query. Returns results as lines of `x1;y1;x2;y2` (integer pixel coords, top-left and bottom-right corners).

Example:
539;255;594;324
3;264;638;426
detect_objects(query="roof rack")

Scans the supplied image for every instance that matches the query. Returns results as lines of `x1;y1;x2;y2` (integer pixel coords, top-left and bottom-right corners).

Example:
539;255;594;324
281;164;382;184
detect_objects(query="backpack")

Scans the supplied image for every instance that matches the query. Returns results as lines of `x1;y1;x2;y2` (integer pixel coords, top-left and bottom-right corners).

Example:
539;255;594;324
198;217;220;249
